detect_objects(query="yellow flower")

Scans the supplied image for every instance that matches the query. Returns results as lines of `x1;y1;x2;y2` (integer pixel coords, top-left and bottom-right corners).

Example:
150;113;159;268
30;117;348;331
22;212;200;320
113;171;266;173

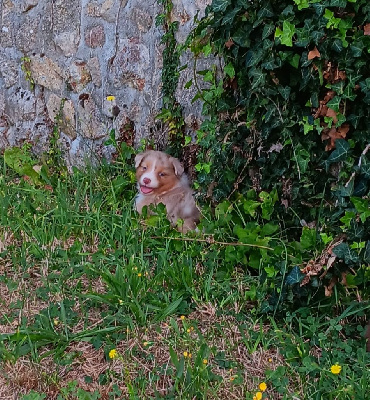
137;273;142;277
331;364;342;374
106;95;116;101
53;318;59;326
143;341;149;347
118;299;123;305
268;358;272;362
202;359;208;365
187;328;191;333
188;353;192;358
180;315;185;320
183;351;188;357
255;392;263;400
108;349;118;359
259;382;267;392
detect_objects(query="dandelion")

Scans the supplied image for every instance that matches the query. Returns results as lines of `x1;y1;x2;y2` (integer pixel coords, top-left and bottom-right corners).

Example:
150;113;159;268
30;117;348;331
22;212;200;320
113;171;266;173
188;353;192;358
202;359;208;365
143;341;149;347
108;349;118;359
331;363;342;374
138;273;142;277
259;382;267;392
106;95;116;101
187;328;191;333
255;392;263;400
180;315;186;320
268;358;272;363
183;351;188;357
118;299;123;305
53;318;59;326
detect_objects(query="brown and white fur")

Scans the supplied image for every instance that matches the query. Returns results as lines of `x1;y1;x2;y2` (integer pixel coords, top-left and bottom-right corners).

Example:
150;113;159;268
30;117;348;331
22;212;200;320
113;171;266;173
135;150;200;232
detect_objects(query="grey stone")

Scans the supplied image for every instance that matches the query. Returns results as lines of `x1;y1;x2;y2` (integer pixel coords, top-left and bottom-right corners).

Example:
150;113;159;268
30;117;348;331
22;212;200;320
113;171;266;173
15;16;40;52
21;0;39;13
54;30;80;57
78;95;107;140
68;60;92;93
46;94;77;140
87;57;102;87
29;55;64;93
111;38;149;90
0;54;18;88
85;25;106;48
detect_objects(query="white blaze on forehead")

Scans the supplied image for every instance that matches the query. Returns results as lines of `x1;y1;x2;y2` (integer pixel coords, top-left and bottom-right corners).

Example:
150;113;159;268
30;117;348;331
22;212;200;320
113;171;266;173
140;157;159;188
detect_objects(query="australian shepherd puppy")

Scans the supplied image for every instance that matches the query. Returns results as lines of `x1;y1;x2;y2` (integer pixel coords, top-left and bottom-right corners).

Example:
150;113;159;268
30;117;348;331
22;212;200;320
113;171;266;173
135;150;200;232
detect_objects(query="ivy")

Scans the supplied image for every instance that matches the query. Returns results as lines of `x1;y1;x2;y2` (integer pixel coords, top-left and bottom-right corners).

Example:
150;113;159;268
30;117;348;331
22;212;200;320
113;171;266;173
182;0;370;308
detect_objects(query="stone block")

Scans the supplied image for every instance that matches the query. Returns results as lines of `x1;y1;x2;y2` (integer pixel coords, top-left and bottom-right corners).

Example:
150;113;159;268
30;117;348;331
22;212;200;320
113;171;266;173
54;30;80;57
29;55;65;93
78;94;107;140
0;54;18;89
111;39;149;90
85;25;106;48
87;57;102;87
46;94;77;140
68;60;92;93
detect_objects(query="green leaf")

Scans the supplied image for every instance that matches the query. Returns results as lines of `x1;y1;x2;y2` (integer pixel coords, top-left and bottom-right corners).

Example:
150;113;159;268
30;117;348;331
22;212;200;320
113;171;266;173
364;241;370;264
285;266;305;285
360;156;370;179
351;197;370;222
326;96;341;112
325;139;351;167
212;0;231;13
224;62;235;78
243;199;261;217
293;0;309;10
333;242;359;264
300;227;317;250
275;21;296;47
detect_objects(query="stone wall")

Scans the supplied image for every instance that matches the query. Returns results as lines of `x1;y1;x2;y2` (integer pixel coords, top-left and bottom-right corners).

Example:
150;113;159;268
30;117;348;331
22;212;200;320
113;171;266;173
0;0;211;167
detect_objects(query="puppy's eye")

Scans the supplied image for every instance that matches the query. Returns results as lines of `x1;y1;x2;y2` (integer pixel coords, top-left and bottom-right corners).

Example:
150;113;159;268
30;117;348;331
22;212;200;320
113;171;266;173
158;172;166;177
142;166;147;171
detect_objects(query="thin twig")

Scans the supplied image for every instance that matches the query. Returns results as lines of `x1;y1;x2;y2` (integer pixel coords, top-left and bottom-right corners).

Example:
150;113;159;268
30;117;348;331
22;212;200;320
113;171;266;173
150;236;273;250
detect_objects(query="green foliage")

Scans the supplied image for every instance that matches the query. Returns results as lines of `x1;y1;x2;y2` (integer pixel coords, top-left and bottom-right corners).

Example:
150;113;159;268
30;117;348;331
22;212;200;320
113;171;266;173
0;150;368;398
183;0;370;307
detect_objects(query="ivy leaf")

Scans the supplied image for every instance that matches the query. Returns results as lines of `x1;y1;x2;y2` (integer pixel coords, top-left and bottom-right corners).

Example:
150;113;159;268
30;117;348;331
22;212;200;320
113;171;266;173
351;197;370;222
224;62;235;78
364;241;370;264
278;86;291;101
275;21;296;47
332;242;359;264
285;266;305;285
292;0;309;10
212;0;231;13
222;6;241;25
325;139;351;167
326;96;341;112
250;68;265;89
360;156;370;179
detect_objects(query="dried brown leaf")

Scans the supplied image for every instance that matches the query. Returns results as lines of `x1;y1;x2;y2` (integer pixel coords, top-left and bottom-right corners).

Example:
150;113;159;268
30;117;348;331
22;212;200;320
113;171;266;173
308;46;321;60
364;23;370;36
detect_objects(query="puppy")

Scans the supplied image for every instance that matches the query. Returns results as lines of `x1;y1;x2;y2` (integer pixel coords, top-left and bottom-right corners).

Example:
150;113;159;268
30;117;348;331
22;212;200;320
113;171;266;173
135;150;200;232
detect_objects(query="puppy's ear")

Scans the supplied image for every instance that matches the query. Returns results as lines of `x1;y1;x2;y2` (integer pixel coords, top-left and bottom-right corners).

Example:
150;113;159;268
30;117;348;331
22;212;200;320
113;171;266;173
169;157;184;176
135;152;146;168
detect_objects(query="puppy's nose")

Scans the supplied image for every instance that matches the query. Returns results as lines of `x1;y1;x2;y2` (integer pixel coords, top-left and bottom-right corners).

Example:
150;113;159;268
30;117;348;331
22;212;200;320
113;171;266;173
143;177;151;185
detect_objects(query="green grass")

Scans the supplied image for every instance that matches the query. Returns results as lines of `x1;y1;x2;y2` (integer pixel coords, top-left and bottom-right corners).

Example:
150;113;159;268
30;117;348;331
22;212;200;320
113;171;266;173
0;157;369;400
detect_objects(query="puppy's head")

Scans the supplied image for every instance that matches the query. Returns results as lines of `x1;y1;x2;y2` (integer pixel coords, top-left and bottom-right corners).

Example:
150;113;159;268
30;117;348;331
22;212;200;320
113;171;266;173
135;150;184;195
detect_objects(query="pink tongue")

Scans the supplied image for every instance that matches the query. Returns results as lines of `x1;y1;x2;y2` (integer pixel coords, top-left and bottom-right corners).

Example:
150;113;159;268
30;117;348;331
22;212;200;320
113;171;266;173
141;186;154;194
